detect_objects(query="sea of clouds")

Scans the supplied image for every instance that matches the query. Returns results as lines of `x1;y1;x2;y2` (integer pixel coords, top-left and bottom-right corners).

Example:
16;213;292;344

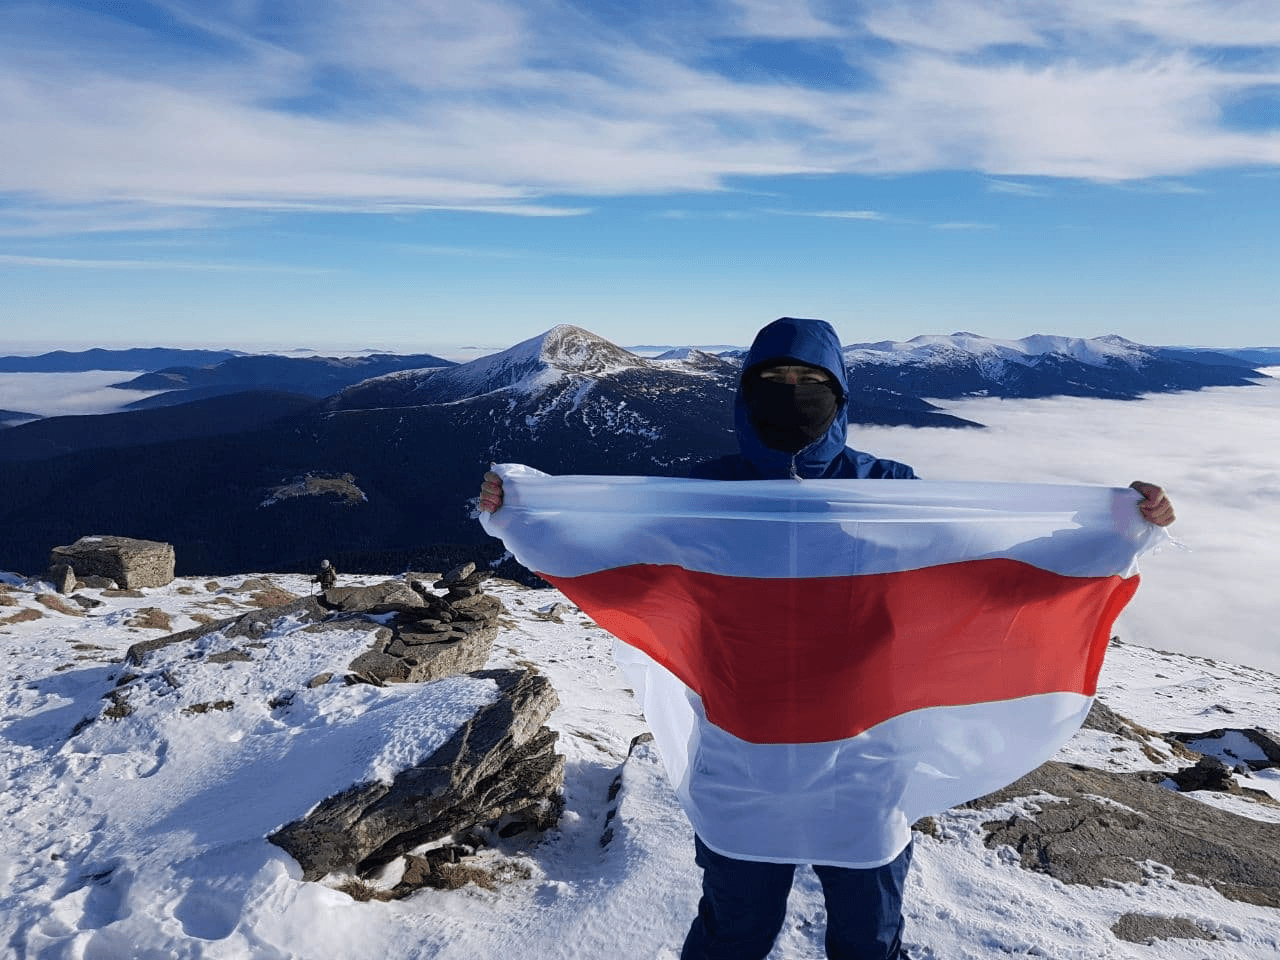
856;369;1280;674
0;371;162;418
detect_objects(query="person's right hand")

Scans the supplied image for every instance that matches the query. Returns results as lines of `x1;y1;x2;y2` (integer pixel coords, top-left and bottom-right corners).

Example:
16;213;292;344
479;471;504;513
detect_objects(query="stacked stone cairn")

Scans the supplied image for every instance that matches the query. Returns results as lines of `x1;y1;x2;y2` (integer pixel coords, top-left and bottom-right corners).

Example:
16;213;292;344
337;562;504;686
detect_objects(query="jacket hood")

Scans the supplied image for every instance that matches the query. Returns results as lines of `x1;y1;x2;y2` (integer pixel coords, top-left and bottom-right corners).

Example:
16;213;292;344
734;317;851;478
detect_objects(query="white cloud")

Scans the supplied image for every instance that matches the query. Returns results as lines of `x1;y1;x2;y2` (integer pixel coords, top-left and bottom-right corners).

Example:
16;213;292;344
865;0;1280;53
0;203;216;238
931;221;996;230
0;254;332;272
727;0;842;39
0;372;165;417
853;371;1280;674
0;0;1277;225
862;1;1044;53
986;178;1054;196
778;209;890;220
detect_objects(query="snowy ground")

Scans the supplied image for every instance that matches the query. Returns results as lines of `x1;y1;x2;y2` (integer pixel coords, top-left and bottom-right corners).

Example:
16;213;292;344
2;570;1279;959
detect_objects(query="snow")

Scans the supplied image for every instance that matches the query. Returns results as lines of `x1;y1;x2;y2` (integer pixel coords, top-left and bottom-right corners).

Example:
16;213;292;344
3;567;1280;959
843;332;1150;369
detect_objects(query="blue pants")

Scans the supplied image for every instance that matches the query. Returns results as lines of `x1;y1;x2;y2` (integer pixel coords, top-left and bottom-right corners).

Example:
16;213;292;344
680;836;912;960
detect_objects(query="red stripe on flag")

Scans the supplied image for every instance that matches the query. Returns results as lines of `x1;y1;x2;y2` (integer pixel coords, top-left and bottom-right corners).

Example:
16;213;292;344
544;559;1137;745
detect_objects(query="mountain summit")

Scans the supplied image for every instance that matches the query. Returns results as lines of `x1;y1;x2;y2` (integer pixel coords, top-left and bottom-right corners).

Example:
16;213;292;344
333;325;664;409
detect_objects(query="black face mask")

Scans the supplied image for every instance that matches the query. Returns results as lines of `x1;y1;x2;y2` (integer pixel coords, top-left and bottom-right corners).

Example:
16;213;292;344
744;378;839;453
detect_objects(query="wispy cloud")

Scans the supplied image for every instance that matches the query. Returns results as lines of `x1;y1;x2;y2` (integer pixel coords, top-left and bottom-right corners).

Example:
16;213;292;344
0;254;332;273
773;209;891;221
0;203;216;238
986;179;1054;197
651;209;755;220
727;0;842;39
0;0;1276;226
932;221;997;230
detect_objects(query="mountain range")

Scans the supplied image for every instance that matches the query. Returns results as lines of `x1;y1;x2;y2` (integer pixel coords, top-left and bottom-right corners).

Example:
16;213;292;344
110;351;458;409
0;347;243;372
0;326;1270;576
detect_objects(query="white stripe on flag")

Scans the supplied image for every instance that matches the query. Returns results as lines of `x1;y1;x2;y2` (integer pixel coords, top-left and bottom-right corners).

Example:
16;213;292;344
481;464;1166;579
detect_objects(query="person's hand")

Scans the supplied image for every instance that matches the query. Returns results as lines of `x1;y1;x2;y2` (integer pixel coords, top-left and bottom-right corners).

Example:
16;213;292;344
479;471;504;513
1130;481;1175;527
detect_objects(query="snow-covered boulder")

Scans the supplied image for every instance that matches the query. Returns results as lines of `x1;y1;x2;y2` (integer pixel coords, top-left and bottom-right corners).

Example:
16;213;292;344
269;666;564;882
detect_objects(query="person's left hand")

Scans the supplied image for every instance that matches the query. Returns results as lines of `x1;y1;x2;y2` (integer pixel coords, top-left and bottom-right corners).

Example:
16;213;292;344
479;471;504;513
1130;481;1175;526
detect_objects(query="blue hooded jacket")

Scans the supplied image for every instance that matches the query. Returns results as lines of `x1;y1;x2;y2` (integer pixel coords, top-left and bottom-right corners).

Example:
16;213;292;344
691;317;917;481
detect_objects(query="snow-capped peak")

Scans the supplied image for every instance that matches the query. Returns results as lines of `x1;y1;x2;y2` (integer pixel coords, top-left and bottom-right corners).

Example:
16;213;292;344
534;325;650;376
844;332;1151;369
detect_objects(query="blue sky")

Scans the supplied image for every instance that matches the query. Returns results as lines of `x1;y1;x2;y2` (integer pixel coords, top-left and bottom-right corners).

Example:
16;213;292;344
2;0;1278;355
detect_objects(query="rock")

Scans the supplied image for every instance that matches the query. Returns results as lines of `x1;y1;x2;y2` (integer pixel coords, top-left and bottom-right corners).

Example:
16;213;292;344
68;594;104;610
1168;727;1280;772
125;596;329;665
125;577;499;688
78;576;117;589
352;624;495;685
126;607;173;631
437;561;476;586
1081;698;1195;764
1168;754;1240;792
207;648;253;664
268;668;564;881
228;577;273;593
322;581;424;613
1110;913;1217;944
49;536;175;589
970;761;1280;907
48;563;76;595
448;594;504;622
533;602;571;622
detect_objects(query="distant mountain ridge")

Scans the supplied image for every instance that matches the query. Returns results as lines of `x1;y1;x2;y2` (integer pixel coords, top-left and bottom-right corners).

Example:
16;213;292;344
0;325;1271;577
836;332;1266;400
0;409;40;428
112;352;458;408
0;347;243;372
332;324;978;431
0;391;319;462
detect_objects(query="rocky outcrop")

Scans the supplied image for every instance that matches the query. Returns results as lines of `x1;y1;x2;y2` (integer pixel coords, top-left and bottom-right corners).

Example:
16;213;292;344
124;574;503;687
49;536;175;589
970;761;1280;907
1080;698;1197;764
269;667;564;881
113;567;561;894
1168;726;1280;772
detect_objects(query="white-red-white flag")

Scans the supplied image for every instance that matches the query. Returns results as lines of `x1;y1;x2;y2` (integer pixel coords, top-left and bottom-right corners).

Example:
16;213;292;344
481;464;1165;867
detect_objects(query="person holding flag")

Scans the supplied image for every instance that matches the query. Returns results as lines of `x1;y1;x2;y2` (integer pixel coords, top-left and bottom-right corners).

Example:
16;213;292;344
479;317;1174;960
